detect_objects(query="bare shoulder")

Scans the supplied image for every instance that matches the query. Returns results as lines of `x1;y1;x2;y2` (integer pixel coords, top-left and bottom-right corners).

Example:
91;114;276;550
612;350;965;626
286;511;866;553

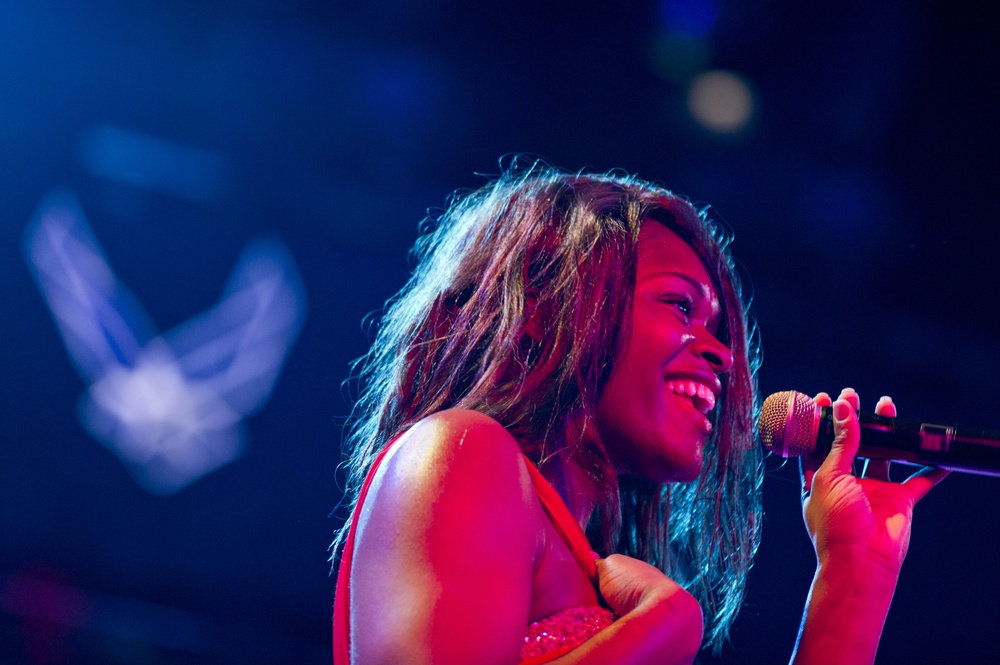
370;408;532;514
358;406;540;540
351;409;541;662
393;408;522;464
408;407;519;447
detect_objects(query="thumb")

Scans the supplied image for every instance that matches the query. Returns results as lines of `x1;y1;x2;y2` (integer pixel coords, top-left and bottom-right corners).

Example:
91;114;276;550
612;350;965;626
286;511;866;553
819;398;860;477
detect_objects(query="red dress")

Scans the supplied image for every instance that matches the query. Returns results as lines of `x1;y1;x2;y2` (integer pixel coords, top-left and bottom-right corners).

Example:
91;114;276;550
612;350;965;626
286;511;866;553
333;437;614;664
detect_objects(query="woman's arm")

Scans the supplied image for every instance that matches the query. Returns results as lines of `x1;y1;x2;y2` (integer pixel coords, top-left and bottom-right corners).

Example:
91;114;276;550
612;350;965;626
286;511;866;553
348;409;706;665
349;410;540;665
790;390;949;665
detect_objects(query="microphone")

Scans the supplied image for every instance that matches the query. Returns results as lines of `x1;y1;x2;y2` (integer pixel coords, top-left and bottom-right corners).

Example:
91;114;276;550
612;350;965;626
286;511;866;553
759;390;1000;477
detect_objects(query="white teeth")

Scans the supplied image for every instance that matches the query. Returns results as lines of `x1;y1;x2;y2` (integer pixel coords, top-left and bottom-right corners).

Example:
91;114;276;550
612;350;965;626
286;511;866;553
666;380;717;414
697;384;717;412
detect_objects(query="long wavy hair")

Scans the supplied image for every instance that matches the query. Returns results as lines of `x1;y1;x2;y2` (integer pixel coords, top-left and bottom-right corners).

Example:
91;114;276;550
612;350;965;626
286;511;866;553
332;161;762;652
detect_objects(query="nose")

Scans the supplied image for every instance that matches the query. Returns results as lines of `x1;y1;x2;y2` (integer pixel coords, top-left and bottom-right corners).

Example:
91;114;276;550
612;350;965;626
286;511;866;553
691;326;733;374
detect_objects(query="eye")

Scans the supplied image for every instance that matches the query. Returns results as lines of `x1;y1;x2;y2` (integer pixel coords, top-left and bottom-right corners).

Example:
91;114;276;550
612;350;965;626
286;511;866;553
659;294;694;319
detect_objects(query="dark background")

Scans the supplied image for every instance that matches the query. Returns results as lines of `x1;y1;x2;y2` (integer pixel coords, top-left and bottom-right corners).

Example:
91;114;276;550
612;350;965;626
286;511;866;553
2;1;997;663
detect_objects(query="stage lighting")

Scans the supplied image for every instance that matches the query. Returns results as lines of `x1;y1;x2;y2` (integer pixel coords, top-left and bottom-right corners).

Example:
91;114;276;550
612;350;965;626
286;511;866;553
23;192;307;494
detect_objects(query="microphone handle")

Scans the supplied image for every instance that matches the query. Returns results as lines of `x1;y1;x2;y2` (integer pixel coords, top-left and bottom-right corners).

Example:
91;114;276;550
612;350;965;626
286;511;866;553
814;407;1000;477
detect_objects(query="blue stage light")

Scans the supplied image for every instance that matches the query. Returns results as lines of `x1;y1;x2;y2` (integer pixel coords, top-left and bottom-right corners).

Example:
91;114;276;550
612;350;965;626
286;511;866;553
23;191;307;494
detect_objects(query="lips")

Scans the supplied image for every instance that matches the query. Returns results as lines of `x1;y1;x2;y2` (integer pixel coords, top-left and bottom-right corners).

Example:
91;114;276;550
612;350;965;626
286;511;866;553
666;379;718;415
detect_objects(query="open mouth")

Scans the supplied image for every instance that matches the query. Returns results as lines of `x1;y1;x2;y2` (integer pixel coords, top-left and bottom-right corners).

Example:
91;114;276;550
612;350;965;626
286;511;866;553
666;380;717;415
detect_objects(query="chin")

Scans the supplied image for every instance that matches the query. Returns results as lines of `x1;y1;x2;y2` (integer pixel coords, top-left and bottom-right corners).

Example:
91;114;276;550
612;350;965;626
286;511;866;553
663;449;705;483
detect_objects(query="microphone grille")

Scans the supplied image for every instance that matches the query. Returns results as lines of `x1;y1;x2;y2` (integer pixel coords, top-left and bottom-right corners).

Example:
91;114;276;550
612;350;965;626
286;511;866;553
759;390;818;457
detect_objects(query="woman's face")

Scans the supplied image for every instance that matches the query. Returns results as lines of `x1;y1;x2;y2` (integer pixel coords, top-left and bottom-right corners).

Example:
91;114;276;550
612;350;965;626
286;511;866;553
596;220;733;483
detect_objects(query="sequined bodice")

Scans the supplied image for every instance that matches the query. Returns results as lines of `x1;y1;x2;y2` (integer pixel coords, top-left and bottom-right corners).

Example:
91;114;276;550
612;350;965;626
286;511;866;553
520;606;616;663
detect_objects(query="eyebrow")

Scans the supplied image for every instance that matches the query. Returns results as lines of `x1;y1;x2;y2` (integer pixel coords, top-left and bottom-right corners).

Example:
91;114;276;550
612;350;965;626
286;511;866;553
641;270;713;295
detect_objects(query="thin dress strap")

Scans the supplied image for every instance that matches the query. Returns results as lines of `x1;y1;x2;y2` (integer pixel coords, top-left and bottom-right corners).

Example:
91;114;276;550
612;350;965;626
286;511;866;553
332;441;601;664
518;458;599;586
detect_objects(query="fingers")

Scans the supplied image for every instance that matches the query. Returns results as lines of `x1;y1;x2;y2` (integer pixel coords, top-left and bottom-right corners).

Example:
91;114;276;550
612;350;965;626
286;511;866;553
874;395;896;418
862;395;895;481
820;398;861;476
800;388;868;495
902;466;951;503
800;397;858;497
867;394;951;497
837;387;860;412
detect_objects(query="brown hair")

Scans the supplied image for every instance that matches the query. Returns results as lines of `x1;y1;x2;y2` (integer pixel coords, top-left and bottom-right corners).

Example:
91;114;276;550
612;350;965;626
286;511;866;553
332;160;762;651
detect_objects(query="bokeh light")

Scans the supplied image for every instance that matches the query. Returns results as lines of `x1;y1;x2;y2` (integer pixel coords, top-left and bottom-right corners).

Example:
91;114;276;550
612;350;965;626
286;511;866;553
686;69;755;134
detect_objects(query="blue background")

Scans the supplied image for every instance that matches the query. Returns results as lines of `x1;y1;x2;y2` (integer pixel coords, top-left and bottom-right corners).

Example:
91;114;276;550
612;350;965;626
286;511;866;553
2;1;997;662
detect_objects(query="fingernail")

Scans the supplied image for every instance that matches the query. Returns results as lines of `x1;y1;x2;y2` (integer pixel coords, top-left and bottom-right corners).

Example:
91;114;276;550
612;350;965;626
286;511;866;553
833;400;852;423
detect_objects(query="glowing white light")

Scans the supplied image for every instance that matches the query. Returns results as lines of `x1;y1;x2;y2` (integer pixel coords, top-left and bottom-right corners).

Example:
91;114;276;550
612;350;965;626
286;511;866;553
687;70;754;134
23;191;306;494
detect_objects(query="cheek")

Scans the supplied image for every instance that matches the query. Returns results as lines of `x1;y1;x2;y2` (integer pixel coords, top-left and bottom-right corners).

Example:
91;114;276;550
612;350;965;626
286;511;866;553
613;322;668;378
599;343;661;419
596;322;675;428
596;370;665;475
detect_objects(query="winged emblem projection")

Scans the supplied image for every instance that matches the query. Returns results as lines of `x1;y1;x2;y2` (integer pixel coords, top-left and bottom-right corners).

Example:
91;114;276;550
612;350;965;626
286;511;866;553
23;192;307;494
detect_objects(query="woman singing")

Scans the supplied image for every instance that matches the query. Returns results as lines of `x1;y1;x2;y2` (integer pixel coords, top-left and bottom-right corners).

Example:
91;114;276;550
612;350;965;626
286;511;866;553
331;162;947;664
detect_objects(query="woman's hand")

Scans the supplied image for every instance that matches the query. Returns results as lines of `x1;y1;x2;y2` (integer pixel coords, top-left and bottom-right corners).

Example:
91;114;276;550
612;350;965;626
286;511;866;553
582;554;703;665
790;388;950;665
800;388;950;574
